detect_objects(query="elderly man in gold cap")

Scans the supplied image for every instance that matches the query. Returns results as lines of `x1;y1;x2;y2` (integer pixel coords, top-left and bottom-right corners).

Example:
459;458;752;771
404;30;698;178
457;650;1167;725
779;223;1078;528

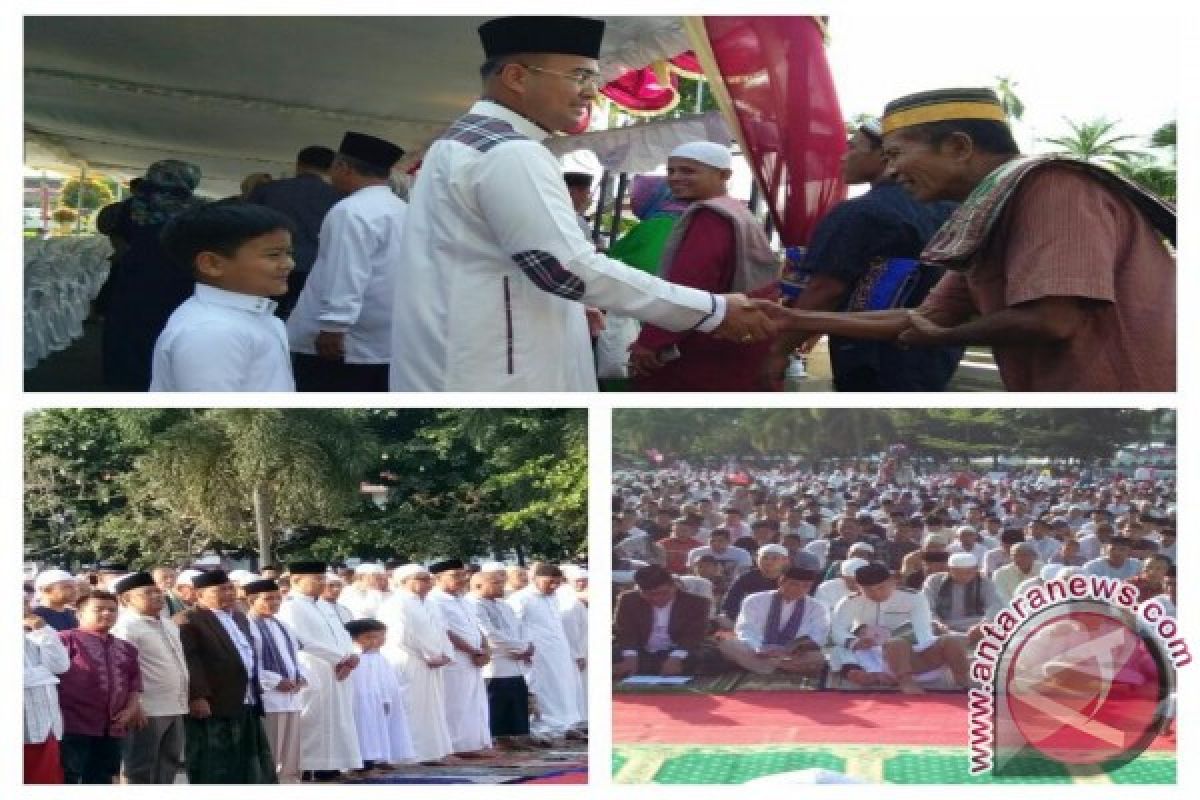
759;87;1175;391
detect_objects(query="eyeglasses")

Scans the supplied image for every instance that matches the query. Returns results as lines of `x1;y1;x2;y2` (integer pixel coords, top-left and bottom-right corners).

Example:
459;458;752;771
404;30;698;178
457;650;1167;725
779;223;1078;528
519;63;603;89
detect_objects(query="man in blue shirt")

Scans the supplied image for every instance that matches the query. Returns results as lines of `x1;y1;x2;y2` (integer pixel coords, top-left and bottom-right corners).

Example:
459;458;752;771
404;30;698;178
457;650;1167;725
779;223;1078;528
770;119;961;390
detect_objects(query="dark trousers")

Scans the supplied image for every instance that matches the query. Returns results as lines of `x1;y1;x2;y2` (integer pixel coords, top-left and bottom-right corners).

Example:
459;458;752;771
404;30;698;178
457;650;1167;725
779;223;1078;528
292;353;388;392
121;714;185;784
485;676;531;737
60;733;123;784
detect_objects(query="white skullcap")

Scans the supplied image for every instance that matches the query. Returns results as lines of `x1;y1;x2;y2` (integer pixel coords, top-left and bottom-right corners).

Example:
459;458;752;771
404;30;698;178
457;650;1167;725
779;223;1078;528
176;569;204;587
562;565;588;581
393;563;428;582
354;562;385;575
324;571;343;583
34;568;74;590
948;553;978;569
956;525;978;537
669;141;732;170
841;557;869;578
479;561;508;574
757;544;789;559
847;542;875;555
1040;563;1064;581
228;570;256;585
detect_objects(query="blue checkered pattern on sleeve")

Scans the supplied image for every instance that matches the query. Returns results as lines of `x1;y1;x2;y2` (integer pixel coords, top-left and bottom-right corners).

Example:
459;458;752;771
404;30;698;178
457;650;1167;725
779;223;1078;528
511;250;587;301
442;114;529;153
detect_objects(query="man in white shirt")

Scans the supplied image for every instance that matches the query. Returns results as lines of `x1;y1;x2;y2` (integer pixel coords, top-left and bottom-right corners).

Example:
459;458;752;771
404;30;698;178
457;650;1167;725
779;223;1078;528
389;15;773;392
288;131;406;391
275;562;362;780
23;597;70;783
815;556;868;616
507;565;583;740
111;572;189;784
992;543;1043;604
719;567;829;676
426;559;493;756
340;562;390;620
1083;536;1142;580
466;566;536;750
244;578;307;783
831;563;970;694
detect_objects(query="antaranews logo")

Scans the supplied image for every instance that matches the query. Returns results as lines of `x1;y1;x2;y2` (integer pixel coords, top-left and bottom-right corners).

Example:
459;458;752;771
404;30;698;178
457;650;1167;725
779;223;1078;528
968;574;1187;778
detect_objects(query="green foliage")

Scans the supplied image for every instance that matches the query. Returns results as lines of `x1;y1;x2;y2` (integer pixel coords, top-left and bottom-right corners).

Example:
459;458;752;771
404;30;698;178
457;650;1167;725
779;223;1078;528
58;176;115;213
1041;117;1142;166
994;75;1025;122
24;408;587;569
614;409;1165;467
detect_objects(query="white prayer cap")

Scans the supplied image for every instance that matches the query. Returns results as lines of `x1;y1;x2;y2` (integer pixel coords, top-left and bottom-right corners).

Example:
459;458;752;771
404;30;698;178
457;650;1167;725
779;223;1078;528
841;557;869;578
176;569;204;587
1040;563;1064;581
479;561;508;574
34;568;74;589
955;525;978;537
562;565;588;581
227;569;256;585
757;544;789;559
847;542;875;555
947;553;978;569
324;571;343;584
354;562;386;575
669;141;732;170
393;563;428;582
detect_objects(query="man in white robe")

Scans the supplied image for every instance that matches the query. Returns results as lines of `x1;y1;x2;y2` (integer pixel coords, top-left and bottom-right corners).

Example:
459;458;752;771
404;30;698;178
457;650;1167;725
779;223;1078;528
275;562;362;779
376;565;455;764
388;15;773;391
426;559;493;756
719;567;829;676
558;566;588;730
466;566;536;749
507;564;582;741
340;563;389;620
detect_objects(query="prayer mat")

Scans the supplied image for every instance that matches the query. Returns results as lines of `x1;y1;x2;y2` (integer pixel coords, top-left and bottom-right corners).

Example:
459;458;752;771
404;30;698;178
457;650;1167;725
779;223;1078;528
509;767;588;784
613;743;1176;784
731;670;825;692
825;669;963;692
613;671;743;695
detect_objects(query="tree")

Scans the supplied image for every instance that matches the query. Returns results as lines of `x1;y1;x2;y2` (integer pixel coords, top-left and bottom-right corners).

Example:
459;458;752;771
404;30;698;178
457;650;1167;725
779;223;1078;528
57;176;115;214
129;409;376;565
1041;117;1143;166
1150;121;1176;159
993;75;1025;122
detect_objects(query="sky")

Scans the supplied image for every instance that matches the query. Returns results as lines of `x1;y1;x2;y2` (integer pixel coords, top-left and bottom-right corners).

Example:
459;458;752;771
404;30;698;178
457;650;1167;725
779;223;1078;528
825;10;1179;153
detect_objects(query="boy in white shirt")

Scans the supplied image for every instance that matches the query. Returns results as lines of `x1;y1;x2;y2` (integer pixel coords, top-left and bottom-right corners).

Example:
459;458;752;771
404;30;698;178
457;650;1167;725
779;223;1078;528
345;619;415;772
151;202;297;391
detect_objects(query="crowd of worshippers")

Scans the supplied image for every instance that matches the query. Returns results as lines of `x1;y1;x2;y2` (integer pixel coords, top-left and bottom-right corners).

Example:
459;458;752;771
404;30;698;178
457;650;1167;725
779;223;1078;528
23;557;587;784
612;464;1176;693
85;16;1175;394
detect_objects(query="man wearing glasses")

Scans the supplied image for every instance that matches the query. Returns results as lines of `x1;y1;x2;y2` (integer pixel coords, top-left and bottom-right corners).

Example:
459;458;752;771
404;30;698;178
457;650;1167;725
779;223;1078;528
390;16;774;391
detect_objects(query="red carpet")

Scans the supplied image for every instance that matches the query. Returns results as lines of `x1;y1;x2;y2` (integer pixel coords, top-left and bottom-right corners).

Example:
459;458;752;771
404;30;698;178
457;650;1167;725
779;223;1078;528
614;691;1175;750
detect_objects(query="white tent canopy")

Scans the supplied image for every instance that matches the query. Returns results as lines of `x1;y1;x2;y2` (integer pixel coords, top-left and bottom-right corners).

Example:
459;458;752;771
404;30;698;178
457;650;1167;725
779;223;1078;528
24;16;692;196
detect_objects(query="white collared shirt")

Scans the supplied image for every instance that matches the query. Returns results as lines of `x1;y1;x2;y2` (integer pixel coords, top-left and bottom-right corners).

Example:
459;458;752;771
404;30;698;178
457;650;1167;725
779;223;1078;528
150;284;294;391
390;99;726;391
111;612;189;716
287;185;408;364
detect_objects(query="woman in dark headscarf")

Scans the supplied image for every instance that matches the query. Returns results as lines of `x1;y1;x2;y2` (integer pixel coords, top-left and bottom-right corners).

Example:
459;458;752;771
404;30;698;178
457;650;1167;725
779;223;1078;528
100;159;203;390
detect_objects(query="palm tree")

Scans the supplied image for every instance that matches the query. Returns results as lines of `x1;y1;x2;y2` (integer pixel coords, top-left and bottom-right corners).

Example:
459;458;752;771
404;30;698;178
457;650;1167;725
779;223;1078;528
993;76;1025;122
1041;117;1143;166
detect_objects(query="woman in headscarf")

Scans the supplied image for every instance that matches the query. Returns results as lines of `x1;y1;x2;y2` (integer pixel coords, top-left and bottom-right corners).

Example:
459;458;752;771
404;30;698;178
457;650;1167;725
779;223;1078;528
100;159;203;390
597;176;688;388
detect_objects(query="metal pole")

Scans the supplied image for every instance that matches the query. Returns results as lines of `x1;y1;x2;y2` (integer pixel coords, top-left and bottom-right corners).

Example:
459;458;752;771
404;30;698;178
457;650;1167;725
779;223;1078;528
609;172;629;246
592;169;612;244
694;79;706;113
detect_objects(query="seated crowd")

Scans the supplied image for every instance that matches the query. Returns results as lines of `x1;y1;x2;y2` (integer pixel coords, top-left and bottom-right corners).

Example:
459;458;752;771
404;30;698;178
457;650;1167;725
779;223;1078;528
612;462;1177;693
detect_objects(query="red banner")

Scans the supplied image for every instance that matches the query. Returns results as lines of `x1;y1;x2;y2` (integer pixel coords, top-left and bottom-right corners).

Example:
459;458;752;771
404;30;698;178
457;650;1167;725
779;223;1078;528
695;17;847;246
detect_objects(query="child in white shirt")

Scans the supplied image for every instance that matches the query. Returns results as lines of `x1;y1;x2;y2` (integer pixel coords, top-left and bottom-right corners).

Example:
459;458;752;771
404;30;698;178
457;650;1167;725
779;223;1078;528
345;618;415;771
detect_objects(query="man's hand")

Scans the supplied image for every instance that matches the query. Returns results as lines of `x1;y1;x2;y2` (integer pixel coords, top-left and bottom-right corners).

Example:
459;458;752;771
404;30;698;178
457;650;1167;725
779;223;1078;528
471;652;491;668
314;330;346;361
426;654;452;668
661;656;685;677
613;655;638;680
276;678;297;693
189;698;212;719
585;307;606;337
627;343;666;377
896;310;949;347
712;294;775;343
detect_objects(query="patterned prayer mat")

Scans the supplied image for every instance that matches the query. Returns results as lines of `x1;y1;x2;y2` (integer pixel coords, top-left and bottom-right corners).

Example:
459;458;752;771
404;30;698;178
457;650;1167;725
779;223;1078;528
346;747;585;784
612;743;1177;785
613;670;824;695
